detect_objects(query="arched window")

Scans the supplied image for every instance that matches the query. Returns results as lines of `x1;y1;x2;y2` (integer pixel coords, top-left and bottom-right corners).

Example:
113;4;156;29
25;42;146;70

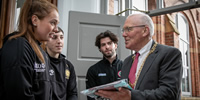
176;13;191;96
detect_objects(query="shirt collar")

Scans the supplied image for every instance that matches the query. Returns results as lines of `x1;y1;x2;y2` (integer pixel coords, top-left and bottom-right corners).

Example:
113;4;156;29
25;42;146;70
47;53;66;62
103;55;119;65
135;39;153;56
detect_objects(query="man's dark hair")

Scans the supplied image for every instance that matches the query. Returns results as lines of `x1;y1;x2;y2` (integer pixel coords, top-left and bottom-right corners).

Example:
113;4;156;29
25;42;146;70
95;30;118;49
56;27;64;34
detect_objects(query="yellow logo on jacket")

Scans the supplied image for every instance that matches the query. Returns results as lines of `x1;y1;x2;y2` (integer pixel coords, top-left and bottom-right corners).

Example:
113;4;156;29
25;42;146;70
65;69;70;79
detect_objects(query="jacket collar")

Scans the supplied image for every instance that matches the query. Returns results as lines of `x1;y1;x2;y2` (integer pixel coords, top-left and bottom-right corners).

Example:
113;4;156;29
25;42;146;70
102;55;119;65
47;53;66;63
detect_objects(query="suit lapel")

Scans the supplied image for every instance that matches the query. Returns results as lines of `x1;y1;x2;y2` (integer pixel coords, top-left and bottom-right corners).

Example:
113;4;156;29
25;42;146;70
122;55;133;79
135;41;159;89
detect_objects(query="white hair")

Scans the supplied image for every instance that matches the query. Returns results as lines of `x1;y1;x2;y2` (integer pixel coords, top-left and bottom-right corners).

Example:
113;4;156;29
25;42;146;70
127;13;154;38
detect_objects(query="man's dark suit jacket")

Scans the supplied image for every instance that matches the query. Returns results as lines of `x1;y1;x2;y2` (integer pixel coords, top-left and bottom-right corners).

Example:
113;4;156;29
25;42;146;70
121;41;183;100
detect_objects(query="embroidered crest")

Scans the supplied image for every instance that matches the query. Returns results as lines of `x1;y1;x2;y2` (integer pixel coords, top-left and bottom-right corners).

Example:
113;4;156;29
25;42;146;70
118;71;121;77
65;69;70;79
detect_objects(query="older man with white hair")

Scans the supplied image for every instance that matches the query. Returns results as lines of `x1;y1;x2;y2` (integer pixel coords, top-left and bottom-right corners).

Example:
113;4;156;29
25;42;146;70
95;12;183;100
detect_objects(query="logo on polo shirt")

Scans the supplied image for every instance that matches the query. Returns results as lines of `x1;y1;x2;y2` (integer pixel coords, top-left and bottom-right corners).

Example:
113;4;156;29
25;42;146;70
34;62;45;72
49;69;54;76
98;73;106;76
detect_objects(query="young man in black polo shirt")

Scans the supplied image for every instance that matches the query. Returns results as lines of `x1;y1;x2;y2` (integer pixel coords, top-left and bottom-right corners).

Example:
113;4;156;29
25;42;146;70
86;30;123;100
46;27;78;100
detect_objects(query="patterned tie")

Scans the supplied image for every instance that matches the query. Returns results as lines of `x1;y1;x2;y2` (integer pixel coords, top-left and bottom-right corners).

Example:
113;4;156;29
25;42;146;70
129;52;140;88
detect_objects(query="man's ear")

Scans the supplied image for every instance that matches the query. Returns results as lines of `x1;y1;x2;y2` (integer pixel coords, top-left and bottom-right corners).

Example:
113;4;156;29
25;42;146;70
143;27;149;36
115;43;118;50
32;15;38;26
143;28;146;33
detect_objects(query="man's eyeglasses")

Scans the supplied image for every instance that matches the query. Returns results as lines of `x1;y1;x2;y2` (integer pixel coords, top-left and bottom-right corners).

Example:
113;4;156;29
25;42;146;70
121;25;145;33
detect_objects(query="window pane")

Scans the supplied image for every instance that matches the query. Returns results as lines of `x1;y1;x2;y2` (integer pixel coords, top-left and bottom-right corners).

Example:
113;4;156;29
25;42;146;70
182;68;185;91
131;0;147;14
14;0;25;31
177;13;191;95
17;0;25;8
72;0;100;13
114;0;119;14
178;15;188;41
184;42;189;67
186;69;190;92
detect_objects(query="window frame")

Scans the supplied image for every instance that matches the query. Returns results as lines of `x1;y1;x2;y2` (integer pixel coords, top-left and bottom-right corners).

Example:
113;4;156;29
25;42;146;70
176;13;192;96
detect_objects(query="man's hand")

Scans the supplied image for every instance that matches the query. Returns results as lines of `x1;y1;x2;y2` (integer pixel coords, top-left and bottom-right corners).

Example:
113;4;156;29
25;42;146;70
95;87;131;100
